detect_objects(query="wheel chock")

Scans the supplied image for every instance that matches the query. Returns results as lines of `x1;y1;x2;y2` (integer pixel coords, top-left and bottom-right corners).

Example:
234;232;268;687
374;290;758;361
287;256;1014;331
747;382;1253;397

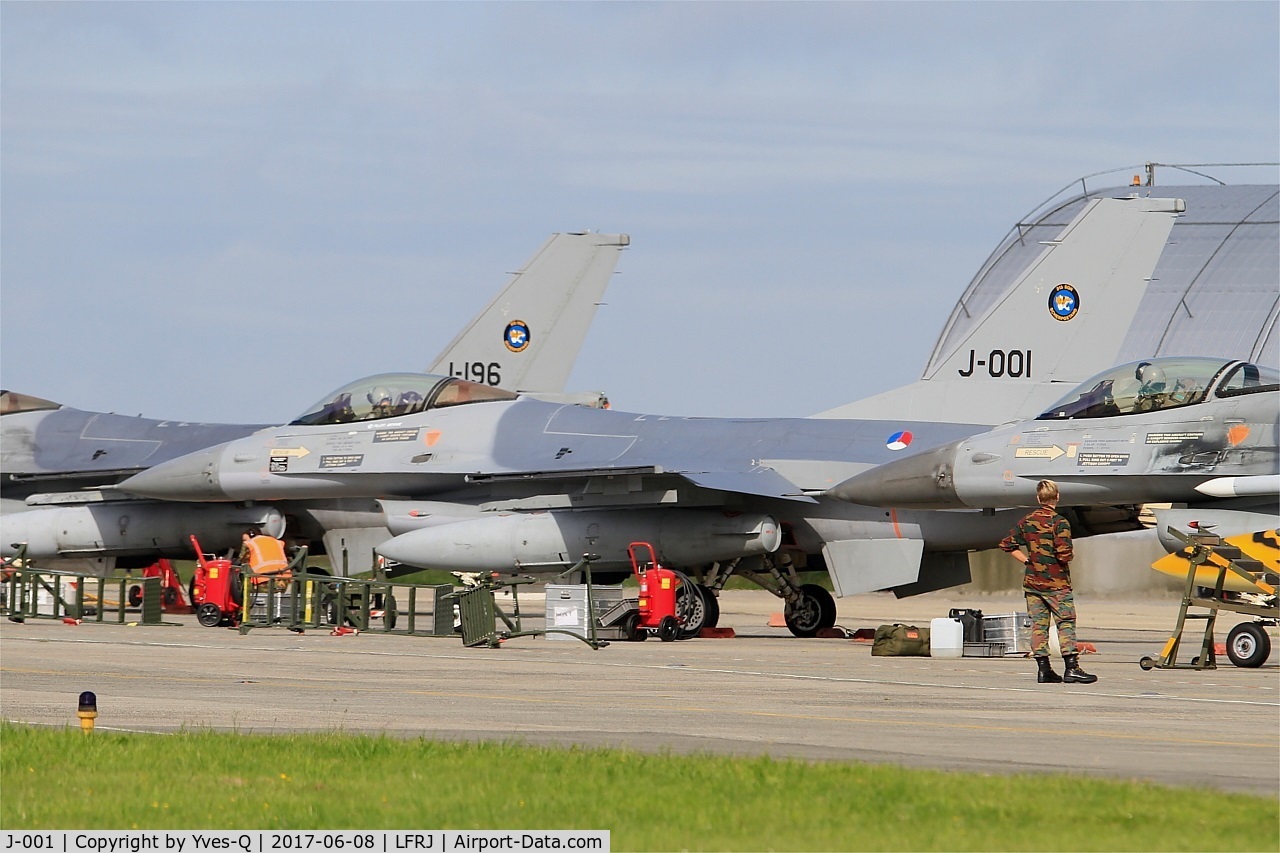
330;626;359;636
1077;641;1098;654
816;627;848;639
849;628;875;643
699;627;736;639
768;612;787;627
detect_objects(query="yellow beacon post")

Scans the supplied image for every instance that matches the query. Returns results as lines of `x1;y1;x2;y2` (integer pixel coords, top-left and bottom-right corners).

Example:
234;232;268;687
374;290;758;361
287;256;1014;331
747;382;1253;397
77;691;97;733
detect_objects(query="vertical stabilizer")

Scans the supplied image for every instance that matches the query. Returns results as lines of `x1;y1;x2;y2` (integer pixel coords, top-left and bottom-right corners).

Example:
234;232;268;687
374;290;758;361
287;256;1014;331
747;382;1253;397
816;197;1183;423
427;233;630;392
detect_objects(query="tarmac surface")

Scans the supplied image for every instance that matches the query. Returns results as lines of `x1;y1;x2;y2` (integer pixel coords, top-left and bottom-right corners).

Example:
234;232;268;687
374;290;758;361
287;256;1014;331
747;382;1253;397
2;589;1277;796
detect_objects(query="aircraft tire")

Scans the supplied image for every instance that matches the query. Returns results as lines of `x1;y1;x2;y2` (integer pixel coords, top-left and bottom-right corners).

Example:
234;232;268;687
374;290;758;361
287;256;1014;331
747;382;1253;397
675;578;709;639
1226;622;1271;668
785;584;837;637
698;585;721;629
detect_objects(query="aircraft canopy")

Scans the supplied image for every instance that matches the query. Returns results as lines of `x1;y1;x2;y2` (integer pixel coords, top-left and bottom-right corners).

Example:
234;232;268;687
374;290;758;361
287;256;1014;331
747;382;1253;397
1037;357;1278;420
290;373;517;426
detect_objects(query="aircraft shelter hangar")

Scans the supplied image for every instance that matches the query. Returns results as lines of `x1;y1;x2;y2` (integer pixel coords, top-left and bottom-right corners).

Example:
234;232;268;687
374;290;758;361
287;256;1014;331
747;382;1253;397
927;166;1279;373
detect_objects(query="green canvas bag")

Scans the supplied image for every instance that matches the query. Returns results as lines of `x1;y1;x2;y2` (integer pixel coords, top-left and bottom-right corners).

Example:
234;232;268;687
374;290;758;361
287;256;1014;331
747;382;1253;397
871;623;931;656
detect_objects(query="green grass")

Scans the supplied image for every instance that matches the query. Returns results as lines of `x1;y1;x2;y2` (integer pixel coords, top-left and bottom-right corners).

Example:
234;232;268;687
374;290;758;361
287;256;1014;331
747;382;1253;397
2;725;1274;851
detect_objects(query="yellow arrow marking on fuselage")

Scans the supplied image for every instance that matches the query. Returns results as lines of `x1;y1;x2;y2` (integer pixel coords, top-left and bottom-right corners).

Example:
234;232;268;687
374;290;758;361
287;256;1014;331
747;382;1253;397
1014;445;1065;460
270;447;311;458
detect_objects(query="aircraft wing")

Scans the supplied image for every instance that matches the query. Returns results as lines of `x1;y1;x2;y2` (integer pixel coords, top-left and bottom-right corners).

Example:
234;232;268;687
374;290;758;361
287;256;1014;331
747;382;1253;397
468;464;816;503
426;232;629;393
677;470;816;502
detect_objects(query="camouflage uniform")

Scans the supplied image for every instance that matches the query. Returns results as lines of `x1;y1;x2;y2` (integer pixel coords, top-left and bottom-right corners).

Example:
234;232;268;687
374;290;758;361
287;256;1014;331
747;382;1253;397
999;506;1077;656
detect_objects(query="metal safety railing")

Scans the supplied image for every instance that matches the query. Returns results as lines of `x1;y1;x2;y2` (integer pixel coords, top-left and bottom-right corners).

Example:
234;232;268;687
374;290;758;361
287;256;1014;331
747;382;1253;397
235;568;457;637
454;556;610;649
2;546;168;625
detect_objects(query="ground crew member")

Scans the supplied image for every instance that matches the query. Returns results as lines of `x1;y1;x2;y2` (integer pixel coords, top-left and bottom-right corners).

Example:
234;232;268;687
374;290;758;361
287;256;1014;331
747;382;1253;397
239;529;291;585
999;480;1097;684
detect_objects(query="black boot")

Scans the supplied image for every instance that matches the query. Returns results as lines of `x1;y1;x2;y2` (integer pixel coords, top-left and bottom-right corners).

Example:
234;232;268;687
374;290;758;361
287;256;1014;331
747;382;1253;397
1035;655;1062;683
1063;653;1097;684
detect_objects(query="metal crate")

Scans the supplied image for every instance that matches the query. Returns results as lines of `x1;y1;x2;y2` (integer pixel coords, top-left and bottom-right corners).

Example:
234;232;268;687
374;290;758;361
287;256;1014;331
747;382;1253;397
981;613;1032;656
544;584;627;641
963;641;1008;657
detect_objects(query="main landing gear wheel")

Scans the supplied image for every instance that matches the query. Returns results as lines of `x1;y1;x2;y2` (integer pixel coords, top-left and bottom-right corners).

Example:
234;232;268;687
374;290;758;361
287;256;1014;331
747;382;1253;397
657;615;680;642
675;580;712;639
700;585;721;629
1226;622;1271;668
784;583;837;638
196;602;224;627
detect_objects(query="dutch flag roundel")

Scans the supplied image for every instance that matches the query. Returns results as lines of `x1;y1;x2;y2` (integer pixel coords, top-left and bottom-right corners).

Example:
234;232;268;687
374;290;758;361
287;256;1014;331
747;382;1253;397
886;430;913;451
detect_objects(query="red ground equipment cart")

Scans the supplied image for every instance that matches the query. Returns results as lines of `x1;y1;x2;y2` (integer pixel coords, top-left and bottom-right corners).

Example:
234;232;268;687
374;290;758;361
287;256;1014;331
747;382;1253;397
126;559;192;614
189;535;242;627
627;541;682;642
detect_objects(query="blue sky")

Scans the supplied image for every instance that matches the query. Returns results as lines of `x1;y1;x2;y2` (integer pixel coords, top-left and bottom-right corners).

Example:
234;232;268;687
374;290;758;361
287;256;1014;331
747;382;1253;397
3;2;1277;424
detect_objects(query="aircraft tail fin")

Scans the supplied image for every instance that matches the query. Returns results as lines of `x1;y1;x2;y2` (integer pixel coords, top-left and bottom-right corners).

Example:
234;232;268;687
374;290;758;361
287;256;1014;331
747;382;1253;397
427;232;629;393
816;197;1184;423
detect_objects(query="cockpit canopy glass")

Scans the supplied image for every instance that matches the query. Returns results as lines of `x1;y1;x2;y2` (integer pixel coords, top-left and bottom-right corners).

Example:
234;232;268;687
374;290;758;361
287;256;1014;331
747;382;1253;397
290;373;517;426
1037;357;1276;420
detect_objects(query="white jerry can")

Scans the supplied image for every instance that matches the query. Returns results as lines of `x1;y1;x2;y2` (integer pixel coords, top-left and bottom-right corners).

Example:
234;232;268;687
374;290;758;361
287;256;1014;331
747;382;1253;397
929;617;964;658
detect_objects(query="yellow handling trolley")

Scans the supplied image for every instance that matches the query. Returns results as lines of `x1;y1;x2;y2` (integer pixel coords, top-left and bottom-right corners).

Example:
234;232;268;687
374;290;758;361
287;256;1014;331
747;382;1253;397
1141;527;1278;670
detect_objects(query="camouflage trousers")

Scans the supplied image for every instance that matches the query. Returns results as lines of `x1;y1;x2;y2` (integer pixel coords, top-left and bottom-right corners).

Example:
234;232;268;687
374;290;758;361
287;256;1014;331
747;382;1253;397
1024;588;1077;656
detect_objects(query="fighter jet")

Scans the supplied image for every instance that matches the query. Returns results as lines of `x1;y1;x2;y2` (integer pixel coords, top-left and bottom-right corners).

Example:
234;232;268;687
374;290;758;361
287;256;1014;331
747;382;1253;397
115;196;1211;635
1;232;630;572
827;355;1279;543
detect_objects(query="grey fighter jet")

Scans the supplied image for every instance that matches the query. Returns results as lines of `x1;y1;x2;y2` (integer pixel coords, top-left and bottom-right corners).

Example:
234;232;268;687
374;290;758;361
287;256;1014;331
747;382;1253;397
118;370;1024;634
1;232;630;572
114;195;1214;635
828;356;1280;548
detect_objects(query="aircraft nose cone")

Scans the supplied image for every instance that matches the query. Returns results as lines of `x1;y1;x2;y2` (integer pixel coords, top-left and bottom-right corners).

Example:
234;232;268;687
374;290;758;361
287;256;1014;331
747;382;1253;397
826;440;964;508
118;445;229;501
